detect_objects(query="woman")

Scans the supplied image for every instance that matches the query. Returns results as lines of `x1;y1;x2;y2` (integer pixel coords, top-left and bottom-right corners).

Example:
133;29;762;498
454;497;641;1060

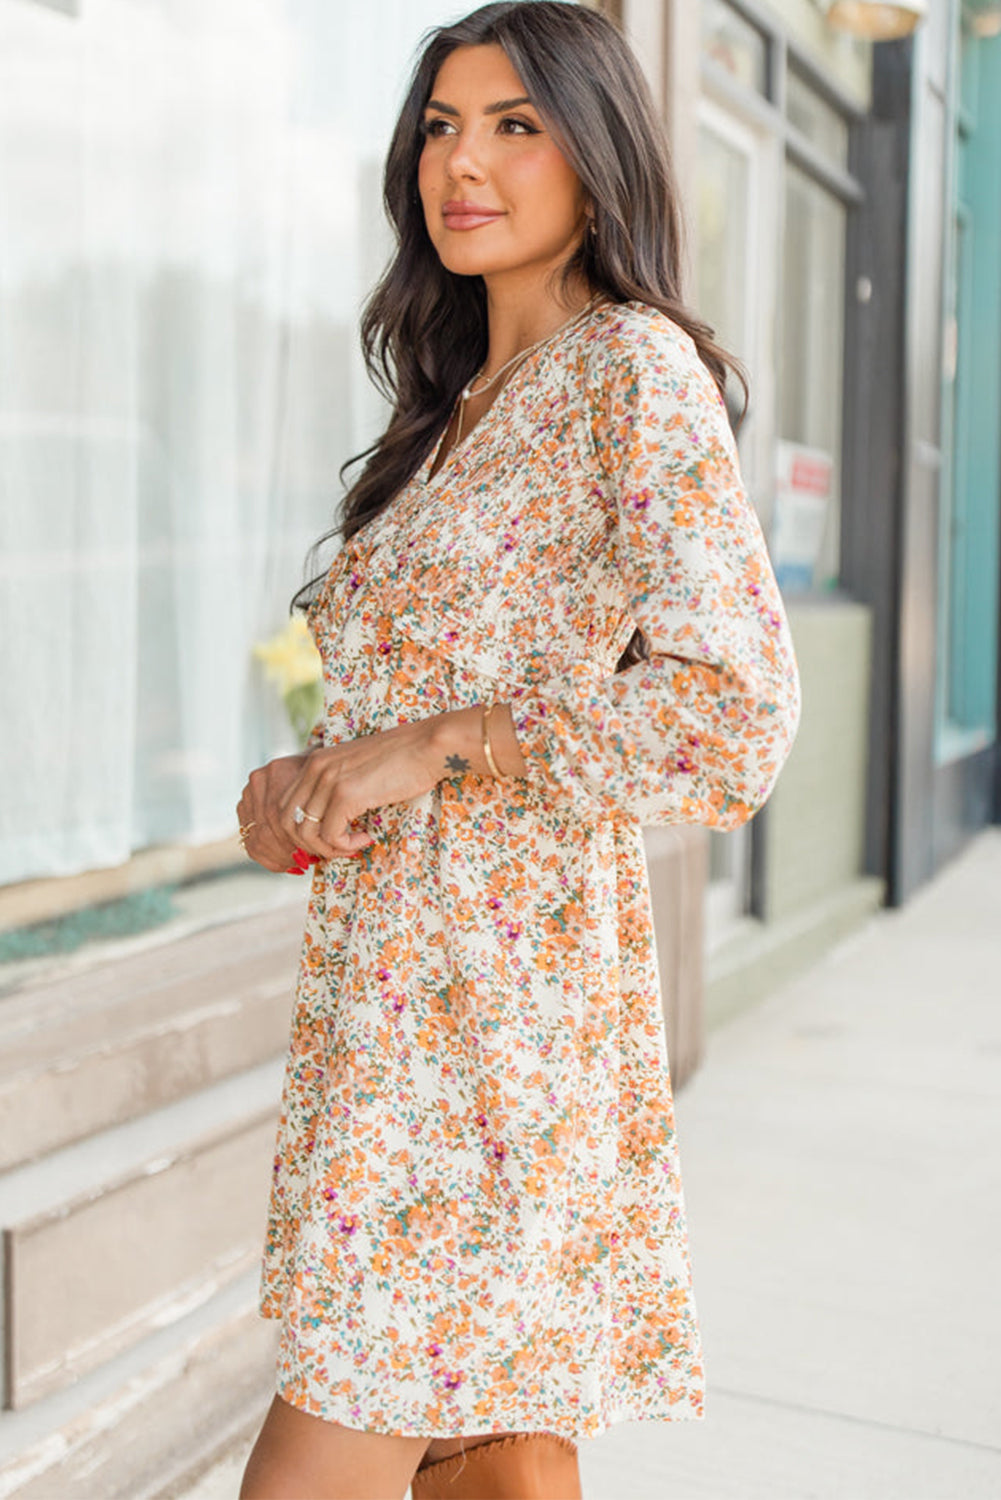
237;3;801;1497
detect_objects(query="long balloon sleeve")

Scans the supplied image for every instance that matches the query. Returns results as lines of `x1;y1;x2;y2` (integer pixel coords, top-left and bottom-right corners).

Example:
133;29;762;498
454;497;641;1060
507;318;801;829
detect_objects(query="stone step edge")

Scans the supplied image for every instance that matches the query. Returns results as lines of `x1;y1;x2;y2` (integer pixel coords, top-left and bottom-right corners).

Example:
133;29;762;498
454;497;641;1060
0;893;306;1040
0;1271;277;1500
0;1058;284;1230
0;971;292;1092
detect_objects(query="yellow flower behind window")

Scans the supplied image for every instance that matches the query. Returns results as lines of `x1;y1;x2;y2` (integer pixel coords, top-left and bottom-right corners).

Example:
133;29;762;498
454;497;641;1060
254;615;323;746
254;615;322;693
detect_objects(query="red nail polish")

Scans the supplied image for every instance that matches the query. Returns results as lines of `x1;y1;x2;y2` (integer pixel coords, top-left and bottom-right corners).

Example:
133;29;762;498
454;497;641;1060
285;866;304;875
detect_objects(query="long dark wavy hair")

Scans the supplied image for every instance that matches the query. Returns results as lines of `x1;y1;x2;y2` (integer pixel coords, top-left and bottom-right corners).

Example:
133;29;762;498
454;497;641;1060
293;0;748;674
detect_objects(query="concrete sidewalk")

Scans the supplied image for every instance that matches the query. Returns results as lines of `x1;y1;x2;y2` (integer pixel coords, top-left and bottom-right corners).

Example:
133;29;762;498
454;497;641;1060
179;828;1001;1500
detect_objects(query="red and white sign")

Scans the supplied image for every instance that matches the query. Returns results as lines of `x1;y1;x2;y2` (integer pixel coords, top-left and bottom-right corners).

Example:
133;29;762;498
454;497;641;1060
771;440;834;590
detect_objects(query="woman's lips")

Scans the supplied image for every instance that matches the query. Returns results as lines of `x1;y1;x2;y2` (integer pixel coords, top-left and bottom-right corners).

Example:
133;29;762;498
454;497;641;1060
442;205;504;231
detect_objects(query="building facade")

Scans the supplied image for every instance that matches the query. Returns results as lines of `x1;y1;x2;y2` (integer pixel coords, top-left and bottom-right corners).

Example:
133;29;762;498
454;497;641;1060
626;0;1001;1019
843;0;1001;902
632;0;886;1020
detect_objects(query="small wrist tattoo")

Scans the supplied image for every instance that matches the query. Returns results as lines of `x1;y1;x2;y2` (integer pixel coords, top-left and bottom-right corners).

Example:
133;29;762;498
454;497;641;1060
444;752;471;775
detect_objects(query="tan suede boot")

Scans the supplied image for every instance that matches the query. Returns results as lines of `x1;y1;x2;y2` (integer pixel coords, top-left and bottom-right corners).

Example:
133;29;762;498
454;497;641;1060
410;1431;582;1499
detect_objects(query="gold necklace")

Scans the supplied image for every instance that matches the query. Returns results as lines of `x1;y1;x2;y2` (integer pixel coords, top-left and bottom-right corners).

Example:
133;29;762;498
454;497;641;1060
454;295;603;444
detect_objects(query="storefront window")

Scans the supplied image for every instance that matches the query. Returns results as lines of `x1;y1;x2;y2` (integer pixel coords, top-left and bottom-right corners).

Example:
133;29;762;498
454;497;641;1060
696;126;752;364
0;0;447;885
694;103;767;931
699;8;856;598
774;162;846;593
786;66;850;165
698;3;859;931
701;0;769;95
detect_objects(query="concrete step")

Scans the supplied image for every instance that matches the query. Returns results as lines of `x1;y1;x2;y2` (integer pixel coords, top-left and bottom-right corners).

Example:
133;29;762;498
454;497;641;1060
0;1270;278;1500
0;899;305;1171
1;1059;283;1409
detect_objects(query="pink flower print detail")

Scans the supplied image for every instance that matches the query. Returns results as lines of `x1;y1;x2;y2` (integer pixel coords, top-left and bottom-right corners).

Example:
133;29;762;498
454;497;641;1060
377;639;392;656
492;1142;508;1162
487;895;502;910
338;1214;359;1235
475;1113;488;1129
501;517;521;552
444;628;459;643
443;1370;464;1390
505;921;522;940
392;994;405;1013
377;967;391;982
427;1341;443;1359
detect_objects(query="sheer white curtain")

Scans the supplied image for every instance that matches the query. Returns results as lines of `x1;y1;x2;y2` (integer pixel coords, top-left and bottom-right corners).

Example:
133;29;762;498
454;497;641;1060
0;0;448;885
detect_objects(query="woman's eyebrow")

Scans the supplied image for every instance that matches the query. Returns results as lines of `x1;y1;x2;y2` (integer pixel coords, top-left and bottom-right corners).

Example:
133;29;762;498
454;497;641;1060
424;95;534;116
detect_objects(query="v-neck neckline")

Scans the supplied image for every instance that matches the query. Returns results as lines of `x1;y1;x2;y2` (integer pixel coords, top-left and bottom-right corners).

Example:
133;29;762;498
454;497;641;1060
420;297;612;493
421;385;506;493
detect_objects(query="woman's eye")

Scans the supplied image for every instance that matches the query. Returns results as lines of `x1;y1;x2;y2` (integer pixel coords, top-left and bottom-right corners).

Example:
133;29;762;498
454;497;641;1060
419;115;538;139
498;116;537;135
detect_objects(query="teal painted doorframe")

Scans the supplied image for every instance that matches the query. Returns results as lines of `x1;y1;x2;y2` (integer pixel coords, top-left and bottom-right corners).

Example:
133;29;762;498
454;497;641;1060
934;27;1001;763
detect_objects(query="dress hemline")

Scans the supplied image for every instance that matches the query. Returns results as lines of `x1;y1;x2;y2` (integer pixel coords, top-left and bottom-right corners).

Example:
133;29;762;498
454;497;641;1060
271;1367;707;1445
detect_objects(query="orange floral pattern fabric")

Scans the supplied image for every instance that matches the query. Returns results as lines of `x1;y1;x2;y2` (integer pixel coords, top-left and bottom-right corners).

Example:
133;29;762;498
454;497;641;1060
257;301;801;1440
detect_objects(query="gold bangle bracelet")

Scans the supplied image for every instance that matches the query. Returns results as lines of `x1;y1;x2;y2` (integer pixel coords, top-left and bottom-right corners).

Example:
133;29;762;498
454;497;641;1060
481;700;505;779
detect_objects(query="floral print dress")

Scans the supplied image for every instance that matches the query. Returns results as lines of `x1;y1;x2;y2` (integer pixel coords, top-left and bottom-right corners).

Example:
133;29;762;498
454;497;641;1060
256;299;801;1441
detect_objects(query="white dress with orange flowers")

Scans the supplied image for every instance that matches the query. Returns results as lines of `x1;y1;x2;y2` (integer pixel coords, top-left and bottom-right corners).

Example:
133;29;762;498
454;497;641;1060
255;299;801;1440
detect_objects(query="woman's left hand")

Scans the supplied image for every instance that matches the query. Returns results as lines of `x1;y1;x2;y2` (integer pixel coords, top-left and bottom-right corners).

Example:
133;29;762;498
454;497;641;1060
277;717;442;859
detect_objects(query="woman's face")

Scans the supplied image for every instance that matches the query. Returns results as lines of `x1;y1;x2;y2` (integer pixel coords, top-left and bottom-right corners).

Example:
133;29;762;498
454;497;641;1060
417;43;589;285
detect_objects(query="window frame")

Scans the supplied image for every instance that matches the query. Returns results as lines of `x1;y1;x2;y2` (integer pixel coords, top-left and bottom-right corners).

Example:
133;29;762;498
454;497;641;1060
699;0;866;599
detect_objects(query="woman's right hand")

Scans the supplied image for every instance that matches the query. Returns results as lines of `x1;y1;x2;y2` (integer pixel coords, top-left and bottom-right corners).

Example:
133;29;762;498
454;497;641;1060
236;754;313;873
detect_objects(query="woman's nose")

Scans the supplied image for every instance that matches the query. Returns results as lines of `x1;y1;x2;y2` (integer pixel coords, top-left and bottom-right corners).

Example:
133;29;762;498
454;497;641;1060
444;129;487;182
